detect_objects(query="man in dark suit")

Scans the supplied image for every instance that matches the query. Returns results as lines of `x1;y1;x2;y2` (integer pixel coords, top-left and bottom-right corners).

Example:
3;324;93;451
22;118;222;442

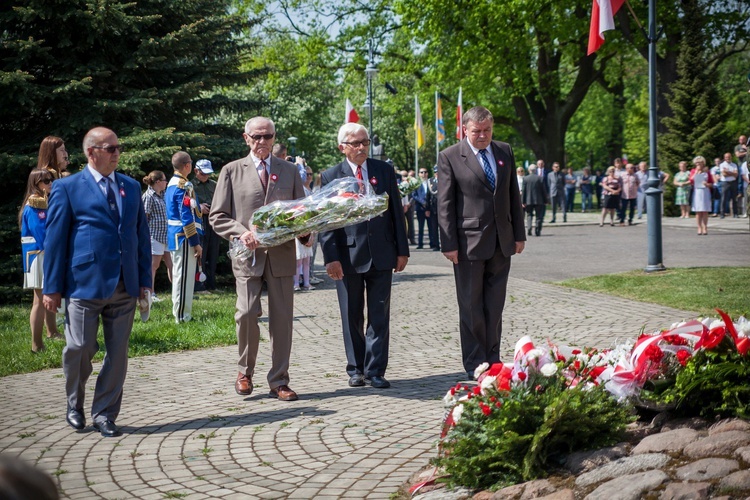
547;162;566;223
43;127;152;437
319;123;410;389
412;167;439;250
210;117;307;402
522;164;549;236
437;106;526;380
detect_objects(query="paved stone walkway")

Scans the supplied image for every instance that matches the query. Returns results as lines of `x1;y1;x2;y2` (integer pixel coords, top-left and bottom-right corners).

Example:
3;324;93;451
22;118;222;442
0;215;747;499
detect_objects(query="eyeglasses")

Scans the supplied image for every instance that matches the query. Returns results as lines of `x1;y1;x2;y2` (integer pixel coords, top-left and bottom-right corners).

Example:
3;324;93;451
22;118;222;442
248;134;275;141
306;171;313;175
91;145;124;154
342;140;371;148
419;170;428;174
39;179;52;185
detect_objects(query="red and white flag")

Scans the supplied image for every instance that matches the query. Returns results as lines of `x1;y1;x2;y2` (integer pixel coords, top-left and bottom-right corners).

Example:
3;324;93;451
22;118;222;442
455;87;464;140
345;98;360;123
587;0;625;55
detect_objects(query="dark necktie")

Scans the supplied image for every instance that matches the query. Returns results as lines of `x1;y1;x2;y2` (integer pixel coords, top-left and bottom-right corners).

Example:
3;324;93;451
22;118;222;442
259;160;268;192
356;165;364;193
103;178;120;225
479;149;496;190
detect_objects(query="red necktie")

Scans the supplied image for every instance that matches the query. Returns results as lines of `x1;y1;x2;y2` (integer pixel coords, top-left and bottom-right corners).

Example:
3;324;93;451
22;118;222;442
356;165;364;193
260;160;268;192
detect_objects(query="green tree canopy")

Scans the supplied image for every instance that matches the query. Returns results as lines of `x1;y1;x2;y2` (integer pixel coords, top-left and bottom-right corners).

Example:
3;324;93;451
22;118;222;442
0;0;262;300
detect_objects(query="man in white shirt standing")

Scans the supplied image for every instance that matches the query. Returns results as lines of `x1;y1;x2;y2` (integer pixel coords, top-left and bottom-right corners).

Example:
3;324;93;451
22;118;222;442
719;152;739;218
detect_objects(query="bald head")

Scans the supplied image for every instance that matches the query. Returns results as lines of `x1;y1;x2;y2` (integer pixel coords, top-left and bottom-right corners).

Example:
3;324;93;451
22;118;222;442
83;127;120;176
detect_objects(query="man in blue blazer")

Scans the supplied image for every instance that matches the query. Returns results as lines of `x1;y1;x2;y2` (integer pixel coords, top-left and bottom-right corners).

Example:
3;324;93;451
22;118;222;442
319;123;410;389
44;127;152;437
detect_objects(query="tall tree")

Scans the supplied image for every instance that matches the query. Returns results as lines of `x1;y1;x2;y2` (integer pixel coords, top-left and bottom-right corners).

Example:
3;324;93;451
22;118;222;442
0;0;260;300
659;0;728;172
658;0;729;213
395;0;610;167
618;0;750;134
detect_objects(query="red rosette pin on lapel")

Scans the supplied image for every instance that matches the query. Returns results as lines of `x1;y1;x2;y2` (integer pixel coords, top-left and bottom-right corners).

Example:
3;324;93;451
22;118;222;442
370;176;377;186
270;173;278;182
497;160;504;167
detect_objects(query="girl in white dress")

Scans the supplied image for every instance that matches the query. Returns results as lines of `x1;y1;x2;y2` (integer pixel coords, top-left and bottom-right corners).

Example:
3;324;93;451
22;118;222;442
689;156;713;235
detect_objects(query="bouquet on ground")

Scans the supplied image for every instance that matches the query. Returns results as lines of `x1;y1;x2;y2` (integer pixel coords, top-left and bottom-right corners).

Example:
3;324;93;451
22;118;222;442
398;175;421;197
229;177;389;261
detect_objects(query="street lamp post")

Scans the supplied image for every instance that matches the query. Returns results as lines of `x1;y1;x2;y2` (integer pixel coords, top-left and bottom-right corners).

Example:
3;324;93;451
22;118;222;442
288;136;297;157
364;39;378;157
645;0;666;272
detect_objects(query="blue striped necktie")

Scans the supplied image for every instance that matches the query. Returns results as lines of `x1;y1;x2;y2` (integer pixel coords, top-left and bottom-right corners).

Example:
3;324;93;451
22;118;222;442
479;149;495;190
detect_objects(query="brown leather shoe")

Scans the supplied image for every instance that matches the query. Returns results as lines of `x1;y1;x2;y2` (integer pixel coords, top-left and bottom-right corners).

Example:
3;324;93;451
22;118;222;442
269;385;298;401
235;373;253;396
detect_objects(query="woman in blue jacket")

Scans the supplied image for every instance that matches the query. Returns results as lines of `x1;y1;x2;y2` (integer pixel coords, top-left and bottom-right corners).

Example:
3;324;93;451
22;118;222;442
20;168;61;352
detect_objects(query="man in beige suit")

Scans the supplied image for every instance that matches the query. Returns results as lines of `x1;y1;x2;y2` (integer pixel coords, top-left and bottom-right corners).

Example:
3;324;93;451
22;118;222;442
437;106;526;381
209;117;306;401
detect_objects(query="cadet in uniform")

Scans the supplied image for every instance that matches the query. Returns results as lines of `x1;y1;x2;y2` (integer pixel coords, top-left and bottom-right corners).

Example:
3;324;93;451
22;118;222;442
166;151;203;323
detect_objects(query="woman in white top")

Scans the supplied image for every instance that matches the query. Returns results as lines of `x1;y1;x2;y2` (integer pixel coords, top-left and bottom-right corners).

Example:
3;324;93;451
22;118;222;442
689;156;713;235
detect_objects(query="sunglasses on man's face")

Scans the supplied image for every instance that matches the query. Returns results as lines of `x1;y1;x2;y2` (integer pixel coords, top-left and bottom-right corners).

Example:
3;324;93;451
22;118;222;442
248;134;275;141
91;145;124;154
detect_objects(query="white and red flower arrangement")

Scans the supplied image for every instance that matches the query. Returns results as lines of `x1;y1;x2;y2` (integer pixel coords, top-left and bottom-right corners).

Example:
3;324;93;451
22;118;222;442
430;309;749;492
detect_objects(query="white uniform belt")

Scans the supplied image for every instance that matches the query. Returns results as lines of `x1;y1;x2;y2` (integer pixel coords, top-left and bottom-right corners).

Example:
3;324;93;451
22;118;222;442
168;220;203;230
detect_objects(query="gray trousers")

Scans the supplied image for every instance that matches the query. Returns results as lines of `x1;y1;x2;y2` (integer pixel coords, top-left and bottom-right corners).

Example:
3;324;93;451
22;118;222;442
64;281;136;423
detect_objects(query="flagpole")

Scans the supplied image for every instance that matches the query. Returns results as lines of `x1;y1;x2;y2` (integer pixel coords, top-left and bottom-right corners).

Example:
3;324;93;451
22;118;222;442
435;91;440;164
644;0;665;272
414;95;419;171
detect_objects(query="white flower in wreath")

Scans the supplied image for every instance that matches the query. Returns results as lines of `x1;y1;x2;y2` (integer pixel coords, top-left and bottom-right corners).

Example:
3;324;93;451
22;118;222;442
443;390;458;406
480;375;497;392
451;404;465;424
474;362;490;379
540;363;558;377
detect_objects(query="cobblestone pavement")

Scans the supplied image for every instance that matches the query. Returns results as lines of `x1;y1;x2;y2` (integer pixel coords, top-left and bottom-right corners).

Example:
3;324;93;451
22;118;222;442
0;214;747;499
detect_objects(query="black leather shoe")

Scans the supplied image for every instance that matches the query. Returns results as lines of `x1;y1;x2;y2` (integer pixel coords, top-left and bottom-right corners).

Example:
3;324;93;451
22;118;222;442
465;372;475;381
348;374;365;387
93;420;122;437
66;407;85;430
365;376;390;388
527;229;532;236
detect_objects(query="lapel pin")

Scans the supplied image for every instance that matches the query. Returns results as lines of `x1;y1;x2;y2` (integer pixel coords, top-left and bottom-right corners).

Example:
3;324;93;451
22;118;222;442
370;177;377;185
497;160;504;167
270;173;279;182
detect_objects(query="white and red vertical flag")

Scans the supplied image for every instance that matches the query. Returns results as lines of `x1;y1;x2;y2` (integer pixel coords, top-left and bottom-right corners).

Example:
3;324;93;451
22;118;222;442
587;0;625;55
456;87;464;140
345;98;360;123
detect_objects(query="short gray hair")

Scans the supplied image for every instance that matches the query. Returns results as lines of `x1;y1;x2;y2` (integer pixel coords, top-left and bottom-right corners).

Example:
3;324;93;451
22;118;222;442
337;123;368;145
528;165;537;173
244;117;275;134
463;106;493;127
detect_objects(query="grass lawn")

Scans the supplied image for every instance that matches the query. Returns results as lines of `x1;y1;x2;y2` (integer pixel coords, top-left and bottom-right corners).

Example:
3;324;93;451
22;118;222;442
0;290;237;377
558;267;750;319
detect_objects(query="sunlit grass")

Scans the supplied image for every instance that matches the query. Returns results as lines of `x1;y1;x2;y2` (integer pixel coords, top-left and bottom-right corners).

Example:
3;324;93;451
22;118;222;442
558;267;749;318
0;290;237;377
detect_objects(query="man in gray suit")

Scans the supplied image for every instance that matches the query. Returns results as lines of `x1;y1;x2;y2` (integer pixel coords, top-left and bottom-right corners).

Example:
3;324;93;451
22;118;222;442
43;127;152;437
437;106;526;380
547;162;566;223
523;164;549;236
209;117;307;402
319;123;410;389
